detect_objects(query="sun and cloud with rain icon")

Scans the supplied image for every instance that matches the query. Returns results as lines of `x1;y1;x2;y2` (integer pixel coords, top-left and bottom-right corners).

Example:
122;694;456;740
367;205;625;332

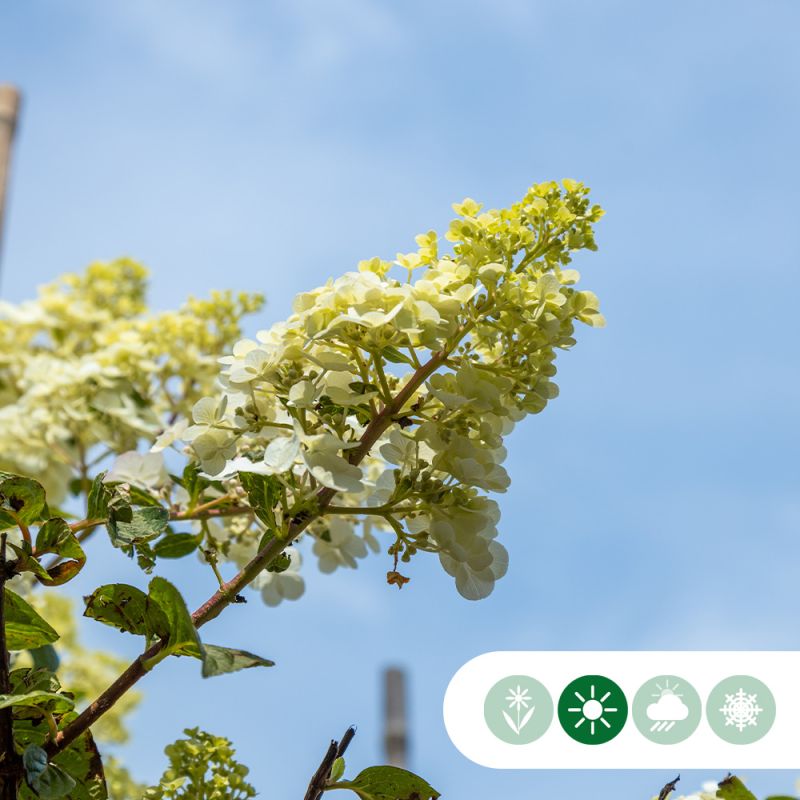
646;678;689;732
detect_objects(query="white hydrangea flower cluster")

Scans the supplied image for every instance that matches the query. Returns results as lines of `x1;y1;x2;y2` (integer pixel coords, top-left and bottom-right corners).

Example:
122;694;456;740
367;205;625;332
183;181;605;601
0;260;262;503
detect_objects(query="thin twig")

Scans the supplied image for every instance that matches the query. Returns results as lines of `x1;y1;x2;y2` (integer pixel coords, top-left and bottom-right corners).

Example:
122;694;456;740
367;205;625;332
44;504;255;571
658;775;680;800
304;726;356;800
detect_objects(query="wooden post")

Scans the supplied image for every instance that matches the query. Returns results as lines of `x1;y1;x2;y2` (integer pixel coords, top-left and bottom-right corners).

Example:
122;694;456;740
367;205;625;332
0;85;22;266
383;667;408;768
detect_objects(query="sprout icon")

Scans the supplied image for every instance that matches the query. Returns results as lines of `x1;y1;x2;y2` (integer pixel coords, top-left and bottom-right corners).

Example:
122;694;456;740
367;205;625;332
484;675;554;745
503;684;535;735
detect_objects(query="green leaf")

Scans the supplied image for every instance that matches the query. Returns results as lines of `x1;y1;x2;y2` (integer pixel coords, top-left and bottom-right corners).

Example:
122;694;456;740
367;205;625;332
718;776;758;800
107;507;169;547
181;463;204;504
146;577;201;661
51;730;108;800
29;645;60;672
238;472;280;529
133;540;157;574
125;485;163;507
23;744;48;784
7;541;51;582
153;532;201;559
201;644;274;678
17;718;108;800
34;518;87;586
83;583;167;639
0;690;74;713
31;761;77;798
381;346;415;366
86;473;112;521
3;588;59;650
179;464;224;506
340;766;440;800
266;552;291;573
329;757;345;784
0;473;47;529
9;667;61;695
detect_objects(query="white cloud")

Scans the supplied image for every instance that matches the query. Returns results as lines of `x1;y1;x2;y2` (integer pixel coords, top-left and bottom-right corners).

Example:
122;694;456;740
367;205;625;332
647;693;689;722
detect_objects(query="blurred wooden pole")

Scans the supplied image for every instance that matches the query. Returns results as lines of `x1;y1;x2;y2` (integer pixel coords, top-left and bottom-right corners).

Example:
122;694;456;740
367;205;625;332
0;85;21;268
383;667;408;768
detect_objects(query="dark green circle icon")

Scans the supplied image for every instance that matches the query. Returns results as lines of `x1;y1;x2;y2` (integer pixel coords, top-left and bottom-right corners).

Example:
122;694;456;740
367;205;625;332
558;675;628;744
483;675;554;745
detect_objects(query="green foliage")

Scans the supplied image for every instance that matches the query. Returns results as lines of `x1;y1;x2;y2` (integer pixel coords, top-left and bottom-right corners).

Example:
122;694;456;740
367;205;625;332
658;776;800;800
24;752;77;799
83;584;167;639
3;665;108;799
152;533;201;559
3;588;59;650
83;580;273;678
34;518;86;586
107;507;169;547
17;592;142;747
330;765;440;800
144;577;201;662
718;776;759;800
237;472;280;531
0;689;74;713
143;728;256;800
17;728;108;800
200;645;274;678
0;473;47;529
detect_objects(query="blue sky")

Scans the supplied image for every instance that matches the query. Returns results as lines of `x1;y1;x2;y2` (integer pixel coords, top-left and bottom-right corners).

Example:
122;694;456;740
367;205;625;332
2;1;800;797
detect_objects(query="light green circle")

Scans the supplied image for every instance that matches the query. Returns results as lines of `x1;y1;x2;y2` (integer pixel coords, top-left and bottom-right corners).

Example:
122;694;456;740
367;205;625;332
633;675;702;745
484;675;554;745
707;675;776;745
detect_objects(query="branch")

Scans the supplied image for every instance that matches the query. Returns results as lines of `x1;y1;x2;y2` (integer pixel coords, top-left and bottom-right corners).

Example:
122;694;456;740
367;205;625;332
0;534;21;798
47;346;454;755
658;775;680;800
69;503;254;536
44;504;255;571
304;726;356;800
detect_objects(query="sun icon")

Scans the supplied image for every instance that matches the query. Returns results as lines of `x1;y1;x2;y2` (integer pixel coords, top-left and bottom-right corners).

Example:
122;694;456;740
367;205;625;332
558;675;628;744
567;683;619;736
653;679;682;700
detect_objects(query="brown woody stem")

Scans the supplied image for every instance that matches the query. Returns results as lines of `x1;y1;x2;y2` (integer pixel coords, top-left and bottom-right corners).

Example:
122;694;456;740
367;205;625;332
304;726;356;800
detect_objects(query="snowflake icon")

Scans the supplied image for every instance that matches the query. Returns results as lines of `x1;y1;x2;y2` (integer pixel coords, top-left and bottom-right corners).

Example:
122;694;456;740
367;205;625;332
720;688;763;732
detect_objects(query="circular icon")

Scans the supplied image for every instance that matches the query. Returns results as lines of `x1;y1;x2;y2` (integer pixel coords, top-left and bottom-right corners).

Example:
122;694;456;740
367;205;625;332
707;675;776;744
632;675;701;744
483;675;554;745
558;675;628;744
